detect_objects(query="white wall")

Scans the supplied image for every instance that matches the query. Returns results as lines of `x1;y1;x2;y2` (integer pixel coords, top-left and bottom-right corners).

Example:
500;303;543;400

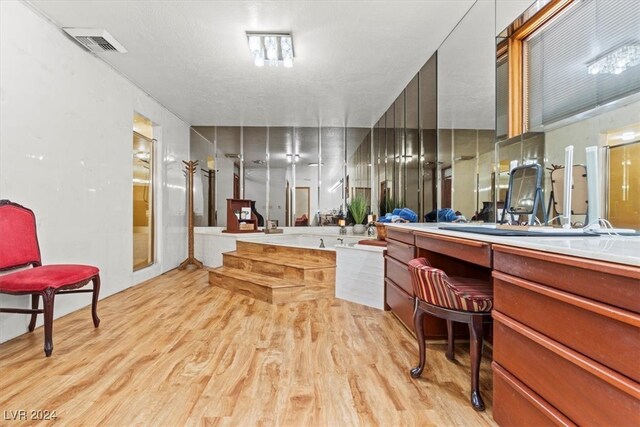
0;1;189;343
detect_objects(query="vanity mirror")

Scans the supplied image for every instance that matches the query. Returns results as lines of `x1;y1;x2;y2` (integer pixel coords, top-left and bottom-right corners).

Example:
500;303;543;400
503;163;545;225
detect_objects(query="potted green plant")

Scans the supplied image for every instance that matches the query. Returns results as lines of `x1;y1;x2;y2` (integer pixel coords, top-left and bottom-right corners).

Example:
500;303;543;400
348;196;368;234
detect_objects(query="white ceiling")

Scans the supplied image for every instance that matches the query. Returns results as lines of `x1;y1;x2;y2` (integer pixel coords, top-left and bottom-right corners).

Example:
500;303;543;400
28;0;477;127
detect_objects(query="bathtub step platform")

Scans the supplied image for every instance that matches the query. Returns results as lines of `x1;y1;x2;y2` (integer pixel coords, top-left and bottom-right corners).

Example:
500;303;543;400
222;251;335;283
209;266;334;304
235;241;335;265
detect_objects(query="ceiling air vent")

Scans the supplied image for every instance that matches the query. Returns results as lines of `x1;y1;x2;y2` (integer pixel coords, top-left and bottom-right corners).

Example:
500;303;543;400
62;28;128;53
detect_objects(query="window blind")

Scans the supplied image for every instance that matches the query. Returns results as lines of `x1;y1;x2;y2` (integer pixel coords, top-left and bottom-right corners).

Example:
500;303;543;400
526;0;640;130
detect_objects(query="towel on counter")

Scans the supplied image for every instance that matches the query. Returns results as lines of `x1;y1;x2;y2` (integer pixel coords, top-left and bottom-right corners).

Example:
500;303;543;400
378;208;417;223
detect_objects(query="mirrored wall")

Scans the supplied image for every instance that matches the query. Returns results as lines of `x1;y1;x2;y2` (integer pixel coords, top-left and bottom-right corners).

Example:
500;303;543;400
190;126;373;228
187;0;640;231
496;0;640;229
190;0;499;228
436;0;497;223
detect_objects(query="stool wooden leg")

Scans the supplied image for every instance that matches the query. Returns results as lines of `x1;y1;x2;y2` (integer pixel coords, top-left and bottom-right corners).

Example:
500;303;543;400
469;314;485;411
410;301;426;378
446;319;455;361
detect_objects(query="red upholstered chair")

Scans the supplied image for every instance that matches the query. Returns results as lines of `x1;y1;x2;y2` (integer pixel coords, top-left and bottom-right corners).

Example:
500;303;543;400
407;257;493;411
294;214;308;226
0;200;100;357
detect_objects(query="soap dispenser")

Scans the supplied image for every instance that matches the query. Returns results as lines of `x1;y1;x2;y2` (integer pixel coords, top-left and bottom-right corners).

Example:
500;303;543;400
366;222;376;237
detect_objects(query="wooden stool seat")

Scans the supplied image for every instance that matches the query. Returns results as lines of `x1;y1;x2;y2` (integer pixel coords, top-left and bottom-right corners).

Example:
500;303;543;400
407;257;493;411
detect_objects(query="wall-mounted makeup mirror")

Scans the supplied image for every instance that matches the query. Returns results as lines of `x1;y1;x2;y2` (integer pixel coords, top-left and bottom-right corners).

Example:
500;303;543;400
503;163;544;225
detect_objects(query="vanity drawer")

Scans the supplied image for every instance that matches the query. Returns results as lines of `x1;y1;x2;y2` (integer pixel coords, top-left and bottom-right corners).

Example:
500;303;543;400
415;232;491;268
493;245;640;313
386;238;415;264
385;278;448;338
386;228;414;245
494;271;640;382
385;256;413;295
493;362;575;427
493;312;640;426
385;278;415;333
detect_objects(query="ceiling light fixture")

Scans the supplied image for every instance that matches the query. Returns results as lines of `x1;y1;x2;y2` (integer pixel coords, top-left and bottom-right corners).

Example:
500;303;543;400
286;153;300;163
587;43;640;75
329;179;343;192
246;32;294;68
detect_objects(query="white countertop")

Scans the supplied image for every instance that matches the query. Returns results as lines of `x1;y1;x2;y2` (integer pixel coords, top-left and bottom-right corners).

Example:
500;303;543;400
384;223;640;267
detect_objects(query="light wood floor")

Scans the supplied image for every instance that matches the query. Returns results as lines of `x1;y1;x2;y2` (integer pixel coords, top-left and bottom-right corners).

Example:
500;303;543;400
0;269;496;426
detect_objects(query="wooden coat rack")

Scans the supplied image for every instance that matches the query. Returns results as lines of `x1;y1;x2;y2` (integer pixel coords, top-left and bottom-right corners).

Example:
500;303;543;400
179;160;203;270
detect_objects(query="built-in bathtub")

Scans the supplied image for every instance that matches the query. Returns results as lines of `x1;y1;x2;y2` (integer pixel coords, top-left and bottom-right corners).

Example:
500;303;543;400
196;227;385;308
239;234;365;250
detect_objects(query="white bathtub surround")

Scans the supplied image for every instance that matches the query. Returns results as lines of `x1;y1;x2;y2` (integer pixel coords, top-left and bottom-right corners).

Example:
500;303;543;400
194;227;374;267
335;245;386;310
240;234;364;250
194;227;235;267
198;225;386;307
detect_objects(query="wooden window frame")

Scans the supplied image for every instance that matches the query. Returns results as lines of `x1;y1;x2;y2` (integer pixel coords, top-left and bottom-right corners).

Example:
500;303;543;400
503;0;575;138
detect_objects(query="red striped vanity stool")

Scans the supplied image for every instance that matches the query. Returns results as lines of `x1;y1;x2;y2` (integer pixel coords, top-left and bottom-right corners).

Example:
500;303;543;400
407;257;493;411
0;200;100;357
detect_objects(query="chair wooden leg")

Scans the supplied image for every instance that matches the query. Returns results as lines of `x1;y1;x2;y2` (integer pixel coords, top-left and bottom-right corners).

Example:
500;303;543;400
28;294;39;332
42;288;55;357
410;300;426;378
91;275;101;328
445;319;455;361
469;314;485;411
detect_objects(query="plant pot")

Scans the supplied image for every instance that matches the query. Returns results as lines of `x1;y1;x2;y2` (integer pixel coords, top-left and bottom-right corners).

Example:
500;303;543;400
353;224;366;235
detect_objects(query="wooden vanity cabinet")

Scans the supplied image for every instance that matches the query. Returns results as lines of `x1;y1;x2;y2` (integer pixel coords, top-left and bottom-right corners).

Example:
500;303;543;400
492;244;640;426
384;228;417;333
384;229;488;338
382;226;639;425
384;228;449;337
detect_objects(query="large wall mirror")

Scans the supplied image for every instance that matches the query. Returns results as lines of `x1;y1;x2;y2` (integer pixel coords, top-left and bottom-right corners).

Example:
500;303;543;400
190;125;374;228
497;0;640;229
437;0;496;223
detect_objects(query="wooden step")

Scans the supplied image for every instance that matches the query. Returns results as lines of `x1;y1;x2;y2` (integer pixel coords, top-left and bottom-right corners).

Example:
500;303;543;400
209;267;334;304
222;251;335;283
235;241;336;264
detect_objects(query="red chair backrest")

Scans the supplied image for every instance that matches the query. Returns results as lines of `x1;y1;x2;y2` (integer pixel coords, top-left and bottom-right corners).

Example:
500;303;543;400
0;200;41;270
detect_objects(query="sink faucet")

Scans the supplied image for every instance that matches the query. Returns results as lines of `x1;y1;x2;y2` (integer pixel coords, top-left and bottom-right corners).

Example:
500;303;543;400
337;238;344;245
319;238;325;248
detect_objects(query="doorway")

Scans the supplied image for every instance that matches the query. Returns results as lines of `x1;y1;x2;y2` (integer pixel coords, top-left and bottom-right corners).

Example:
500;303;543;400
294;187;310;226
608;140;639;229
133;113;154;271
285;180;291;226
442;167;452;209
